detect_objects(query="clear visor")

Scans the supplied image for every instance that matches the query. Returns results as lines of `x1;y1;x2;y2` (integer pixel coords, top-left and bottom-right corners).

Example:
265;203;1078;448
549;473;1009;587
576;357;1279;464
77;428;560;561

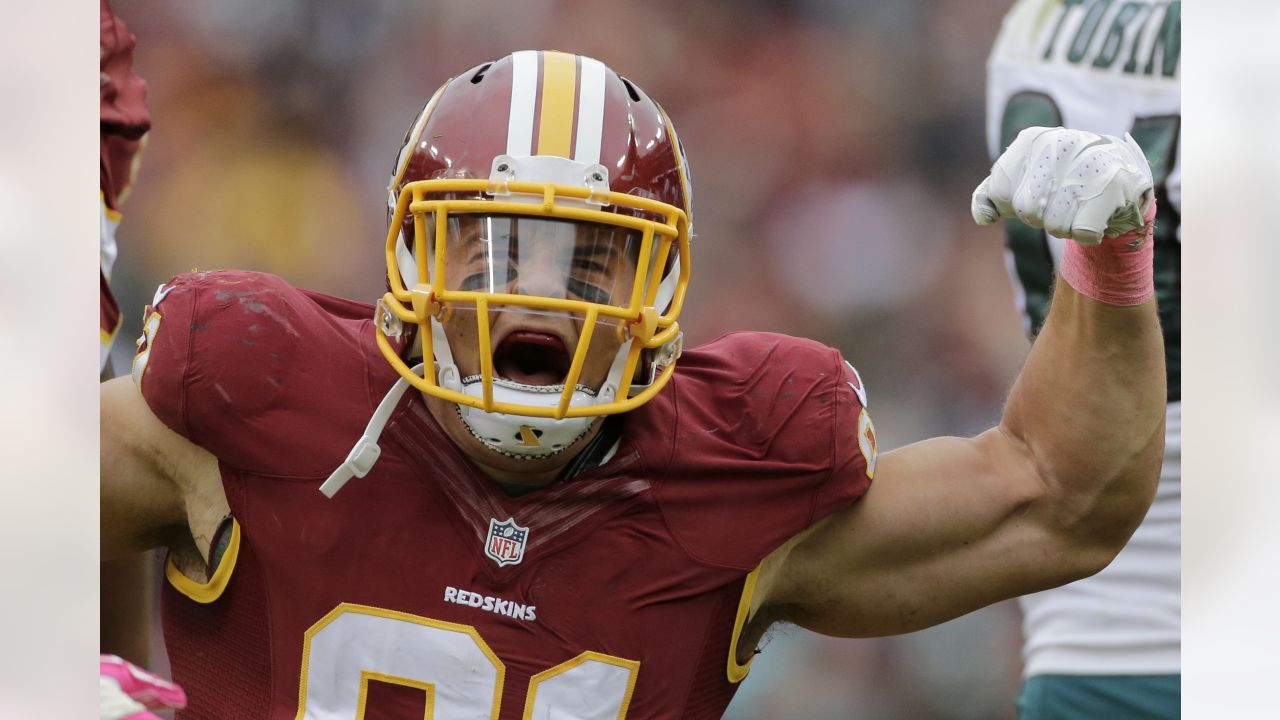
435;215;647;312
379;185;690;417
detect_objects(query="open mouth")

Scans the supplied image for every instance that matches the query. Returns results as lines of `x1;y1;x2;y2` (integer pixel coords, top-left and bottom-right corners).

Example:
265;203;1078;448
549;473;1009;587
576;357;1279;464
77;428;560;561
493;331;572;386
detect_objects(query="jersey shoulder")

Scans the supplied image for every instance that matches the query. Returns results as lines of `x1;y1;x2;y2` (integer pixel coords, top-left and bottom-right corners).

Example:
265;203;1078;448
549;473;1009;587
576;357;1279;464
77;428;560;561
133;270;389;477
649;331;876;570
671;332;850;456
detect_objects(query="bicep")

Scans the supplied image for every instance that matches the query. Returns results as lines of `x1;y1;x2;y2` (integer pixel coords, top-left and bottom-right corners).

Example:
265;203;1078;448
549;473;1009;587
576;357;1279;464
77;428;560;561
100;376;212;559
759;428;1098;638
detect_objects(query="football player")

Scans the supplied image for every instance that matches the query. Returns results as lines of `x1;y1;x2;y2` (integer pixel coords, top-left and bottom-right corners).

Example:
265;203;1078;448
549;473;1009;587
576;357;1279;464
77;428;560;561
100;0;149;377
987;1;1180;717
100;3;188;717
101;51;1165;718
100;0;156;669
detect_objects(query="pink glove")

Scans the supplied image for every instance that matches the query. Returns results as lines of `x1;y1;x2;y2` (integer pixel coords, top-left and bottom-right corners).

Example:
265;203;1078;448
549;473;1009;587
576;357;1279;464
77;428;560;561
100;654;186;720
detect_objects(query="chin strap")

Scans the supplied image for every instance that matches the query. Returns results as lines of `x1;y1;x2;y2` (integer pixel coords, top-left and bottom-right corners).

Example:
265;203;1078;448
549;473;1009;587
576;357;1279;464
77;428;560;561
320;363;425;498
396;228;464;394
653;253;681;314
430;317;464;393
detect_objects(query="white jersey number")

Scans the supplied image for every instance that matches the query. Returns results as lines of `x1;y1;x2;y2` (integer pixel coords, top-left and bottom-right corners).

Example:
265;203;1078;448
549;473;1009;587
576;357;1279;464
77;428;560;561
296;603;639;719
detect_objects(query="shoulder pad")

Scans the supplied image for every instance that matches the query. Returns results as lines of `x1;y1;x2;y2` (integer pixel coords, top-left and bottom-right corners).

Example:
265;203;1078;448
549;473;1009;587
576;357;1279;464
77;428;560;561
133;270;381;476
653;332;875;569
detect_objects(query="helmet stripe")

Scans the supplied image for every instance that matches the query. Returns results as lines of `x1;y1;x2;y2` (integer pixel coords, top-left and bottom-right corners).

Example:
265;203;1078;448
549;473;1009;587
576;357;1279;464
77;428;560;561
507;50;539;156
389;82;447;208
660;108;694;220
535;50;577;158
573;56;607;165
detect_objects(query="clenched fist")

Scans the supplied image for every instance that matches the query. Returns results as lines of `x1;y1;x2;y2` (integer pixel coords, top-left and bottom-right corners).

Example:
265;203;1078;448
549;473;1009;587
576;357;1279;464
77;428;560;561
972;126;1154;246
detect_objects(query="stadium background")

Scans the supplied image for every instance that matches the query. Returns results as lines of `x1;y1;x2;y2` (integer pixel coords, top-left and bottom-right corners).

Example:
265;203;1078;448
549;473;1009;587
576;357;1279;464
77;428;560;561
108;0;1031;717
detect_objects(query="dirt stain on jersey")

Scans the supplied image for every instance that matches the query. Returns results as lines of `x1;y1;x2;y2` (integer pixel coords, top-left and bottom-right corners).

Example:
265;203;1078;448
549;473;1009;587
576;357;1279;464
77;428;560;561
213;288;301;337
240;297;299;337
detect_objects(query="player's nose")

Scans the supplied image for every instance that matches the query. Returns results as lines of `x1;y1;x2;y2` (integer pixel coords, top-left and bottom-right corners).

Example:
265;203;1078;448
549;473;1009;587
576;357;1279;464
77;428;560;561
513;250;568;299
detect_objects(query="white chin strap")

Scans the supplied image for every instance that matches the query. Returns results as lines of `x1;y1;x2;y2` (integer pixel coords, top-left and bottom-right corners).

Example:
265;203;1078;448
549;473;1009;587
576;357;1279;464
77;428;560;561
320;363;425;498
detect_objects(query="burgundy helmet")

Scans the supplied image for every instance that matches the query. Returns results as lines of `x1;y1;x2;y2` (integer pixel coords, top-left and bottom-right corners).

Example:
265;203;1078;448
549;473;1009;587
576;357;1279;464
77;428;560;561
375;51;692;459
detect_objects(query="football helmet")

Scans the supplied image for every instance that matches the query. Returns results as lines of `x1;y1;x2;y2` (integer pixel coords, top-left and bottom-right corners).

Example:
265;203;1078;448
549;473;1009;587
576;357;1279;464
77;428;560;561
376;51;692;459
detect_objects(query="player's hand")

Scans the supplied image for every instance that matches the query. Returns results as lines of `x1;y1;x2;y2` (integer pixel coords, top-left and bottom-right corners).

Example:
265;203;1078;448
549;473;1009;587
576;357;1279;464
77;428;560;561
100;654;187;720
971;126;1154;245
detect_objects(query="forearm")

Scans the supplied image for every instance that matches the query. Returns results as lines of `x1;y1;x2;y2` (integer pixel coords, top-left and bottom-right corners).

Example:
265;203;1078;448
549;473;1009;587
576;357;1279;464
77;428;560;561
1002;277;1165;547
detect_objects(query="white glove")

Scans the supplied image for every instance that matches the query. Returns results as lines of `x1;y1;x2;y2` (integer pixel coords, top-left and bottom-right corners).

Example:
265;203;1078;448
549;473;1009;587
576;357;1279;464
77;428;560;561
100;654;187;720
971;126;1154;245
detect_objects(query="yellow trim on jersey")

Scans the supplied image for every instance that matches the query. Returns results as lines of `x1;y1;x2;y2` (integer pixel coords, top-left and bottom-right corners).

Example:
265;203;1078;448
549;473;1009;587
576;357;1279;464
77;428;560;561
100;191;123;223
100;323;119;347
536;51;578;158
357;670;435;720
726;564;762;684
295;603;505;720
164;518;241;604
130;311;162;388
521;651;641;720
116;132;149;206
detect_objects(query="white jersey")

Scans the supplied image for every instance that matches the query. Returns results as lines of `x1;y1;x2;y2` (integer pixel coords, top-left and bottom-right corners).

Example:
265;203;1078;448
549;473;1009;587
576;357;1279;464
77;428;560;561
987;0;1181;676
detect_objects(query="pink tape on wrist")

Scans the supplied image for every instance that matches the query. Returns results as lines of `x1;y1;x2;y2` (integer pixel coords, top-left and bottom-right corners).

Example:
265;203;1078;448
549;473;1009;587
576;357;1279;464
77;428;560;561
1059;199;1158;306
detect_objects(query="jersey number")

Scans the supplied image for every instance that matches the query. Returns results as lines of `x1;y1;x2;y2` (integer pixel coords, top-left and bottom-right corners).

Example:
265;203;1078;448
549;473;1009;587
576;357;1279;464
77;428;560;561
296;603;639;719
130;310;162;386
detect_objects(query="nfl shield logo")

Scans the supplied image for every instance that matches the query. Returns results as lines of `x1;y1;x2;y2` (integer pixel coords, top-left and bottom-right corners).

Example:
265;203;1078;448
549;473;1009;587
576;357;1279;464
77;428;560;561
485;517;529;567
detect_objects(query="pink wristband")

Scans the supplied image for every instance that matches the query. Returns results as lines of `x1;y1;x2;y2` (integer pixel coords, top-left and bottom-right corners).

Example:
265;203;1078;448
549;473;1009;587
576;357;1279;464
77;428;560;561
1059;199;1158;306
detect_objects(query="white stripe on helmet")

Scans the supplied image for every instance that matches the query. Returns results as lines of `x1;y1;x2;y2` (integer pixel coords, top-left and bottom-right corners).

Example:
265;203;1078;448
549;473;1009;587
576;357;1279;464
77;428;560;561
506;50;539;156
573;57;606;165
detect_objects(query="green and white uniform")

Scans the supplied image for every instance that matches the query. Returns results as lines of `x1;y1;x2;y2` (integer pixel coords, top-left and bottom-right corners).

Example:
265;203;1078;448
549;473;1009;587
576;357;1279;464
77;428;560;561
987;0;1180;715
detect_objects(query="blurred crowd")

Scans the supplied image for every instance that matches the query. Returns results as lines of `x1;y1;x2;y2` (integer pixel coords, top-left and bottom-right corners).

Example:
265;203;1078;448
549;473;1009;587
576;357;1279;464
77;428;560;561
112;0;1032;717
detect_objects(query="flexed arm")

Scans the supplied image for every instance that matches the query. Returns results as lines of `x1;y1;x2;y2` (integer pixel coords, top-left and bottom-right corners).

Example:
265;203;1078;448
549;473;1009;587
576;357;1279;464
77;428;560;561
970;126;1166;553
745;127;1166;641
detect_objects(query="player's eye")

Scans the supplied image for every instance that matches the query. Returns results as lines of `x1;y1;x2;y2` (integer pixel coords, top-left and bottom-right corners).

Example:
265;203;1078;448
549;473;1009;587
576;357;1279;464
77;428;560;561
572;257;609;275
459;273;489;292
459;261;520;293
566;278;611;305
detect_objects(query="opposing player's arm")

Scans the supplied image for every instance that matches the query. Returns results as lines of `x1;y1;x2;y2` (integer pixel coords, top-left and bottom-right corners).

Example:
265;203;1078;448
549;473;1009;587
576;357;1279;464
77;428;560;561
749;127;1166;639
100;375;217;560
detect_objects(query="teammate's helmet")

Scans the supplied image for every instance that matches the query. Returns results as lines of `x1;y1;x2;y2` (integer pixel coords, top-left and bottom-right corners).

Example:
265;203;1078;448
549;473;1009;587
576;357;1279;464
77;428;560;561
377;51;692;458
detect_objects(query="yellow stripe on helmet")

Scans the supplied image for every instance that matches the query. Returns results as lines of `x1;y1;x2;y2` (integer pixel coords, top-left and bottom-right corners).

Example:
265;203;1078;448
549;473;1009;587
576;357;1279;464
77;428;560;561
536;51;578;158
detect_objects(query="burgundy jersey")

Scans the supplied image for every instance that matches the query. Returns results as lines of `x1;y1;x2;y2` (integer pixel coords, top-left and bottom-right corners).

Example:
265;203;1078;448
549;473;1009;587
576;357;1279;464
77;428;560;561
133;270;876;720
100;0;150;366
